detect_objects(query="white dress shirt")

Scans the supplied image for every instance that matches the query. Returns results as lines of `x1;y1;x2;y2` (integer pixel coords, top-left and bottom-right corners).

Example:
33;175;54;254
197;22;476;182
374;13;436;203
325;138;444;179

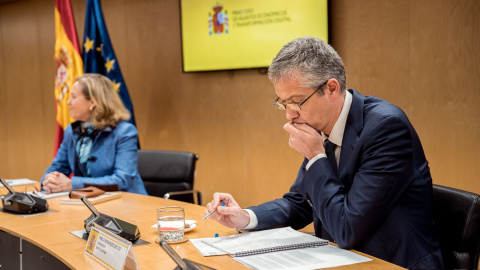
242;91;353;230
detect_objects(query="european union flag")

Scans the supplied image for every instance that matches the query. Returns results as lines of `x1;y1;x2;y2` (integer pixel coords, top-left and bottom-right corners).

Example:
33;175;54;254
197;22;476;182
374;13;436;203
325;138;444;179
83;0;136;127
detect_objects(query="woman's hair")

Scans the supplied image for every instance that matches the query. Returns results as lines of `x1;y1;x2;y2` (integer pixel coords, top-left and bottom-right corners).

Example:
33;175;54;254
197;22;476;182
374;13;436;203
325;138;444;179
75;73;130;129
268;36;347;94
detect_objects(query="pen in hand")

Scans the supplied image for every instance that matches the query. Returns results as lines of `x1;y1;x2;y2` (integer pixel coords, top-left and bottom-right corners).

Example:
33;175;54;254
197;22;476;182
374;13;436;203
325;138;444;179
203;202;225;220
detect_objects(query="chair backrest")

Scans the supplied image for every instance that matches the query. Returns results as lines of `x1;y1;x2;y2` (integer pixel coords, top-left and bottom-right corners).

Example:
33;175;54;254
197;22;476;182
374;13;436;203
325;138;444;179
138;150;199;204
432;184;480;269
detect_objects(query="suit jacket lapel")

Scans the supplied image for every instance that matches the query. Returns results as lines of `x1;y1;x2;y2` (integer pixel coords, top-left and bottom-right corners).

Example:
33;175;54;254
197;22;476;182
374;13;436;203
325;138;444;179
338;89;365;179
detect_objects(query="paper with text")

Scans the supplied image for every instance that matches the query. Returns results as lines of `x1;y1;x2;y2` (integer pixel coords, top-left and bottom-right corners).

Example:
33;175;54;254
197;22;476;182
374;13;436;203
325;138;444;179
233;245;372;270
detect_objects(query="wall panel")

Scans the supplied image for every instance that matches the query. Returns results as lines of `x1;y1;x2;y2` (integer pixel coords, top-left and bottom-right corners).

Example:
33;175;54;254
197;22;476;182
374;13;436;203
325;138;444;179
0;0;479;210
331;0;480;194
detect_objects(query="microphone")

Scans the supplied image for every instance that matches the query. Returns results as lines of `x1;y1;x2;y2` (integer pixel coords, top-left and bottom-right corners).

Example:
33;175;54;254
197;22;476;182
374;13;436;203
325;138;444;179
81;196;141;242
1;178;49;214
159;238;216;269
0;177;16;195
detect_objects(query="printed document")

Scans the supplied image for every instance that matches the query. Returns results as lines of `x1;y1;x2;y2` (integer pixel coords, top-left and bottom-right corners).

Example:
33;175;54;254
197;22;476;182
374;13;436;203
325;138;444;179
232;245;372;270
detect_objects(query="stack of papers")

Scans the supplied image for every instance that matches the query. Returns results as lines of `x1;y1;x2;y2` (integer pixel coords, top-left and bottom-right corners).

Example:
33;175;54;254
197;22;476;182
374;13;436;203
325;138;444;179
190;227;372;270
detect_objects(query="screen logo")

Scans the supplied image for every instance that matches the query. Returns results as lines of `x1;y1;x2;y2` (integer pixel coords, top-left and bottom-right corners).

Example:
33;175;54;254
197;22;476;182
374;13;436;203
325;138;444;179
209;3;229;35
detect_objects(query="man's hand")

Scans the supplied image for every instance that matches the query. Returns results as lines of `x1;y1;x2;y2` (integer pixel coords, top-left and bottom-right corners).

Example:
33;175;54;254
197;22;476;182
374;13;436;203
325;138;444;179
284;122;324;160
205;193;250;229
42;172;72;193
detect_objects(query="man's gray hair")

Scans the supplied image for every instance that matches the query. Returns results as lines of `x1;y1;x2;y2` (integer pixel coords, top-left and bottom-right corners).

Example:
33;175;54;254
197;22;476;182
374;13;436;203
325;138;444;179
268;37;347;94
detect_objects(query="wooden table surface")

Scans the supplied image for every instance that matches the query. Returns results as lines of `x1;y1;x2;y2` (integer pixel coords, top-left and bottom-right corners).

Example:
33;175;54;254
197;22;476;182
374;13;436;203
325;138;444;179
1;184;404;270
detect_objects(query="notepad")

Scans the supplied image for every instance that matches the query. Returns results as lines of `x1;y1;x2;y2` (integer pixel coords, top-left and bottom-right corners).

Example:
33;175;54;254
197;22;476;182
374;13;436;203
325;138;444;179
201;227;328;257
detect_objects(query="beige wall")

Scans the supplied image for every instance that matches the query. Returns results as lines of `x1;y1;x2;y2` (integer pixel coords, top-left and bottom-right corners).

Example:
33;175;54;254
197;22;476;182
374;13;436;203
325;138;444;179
0;0;479;208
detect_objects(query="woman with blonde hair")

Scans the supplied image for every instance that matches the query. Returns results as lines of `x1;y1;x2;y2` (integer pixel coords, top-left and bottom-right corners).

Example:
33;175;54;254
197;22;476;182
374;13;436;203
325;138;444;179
41;74;147;195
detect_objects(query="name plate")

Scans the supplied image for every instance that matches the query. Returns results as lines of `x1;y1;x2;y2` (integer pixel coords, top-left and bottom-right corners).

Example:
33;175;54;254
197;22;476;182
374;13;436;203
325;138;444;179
85;223;140;270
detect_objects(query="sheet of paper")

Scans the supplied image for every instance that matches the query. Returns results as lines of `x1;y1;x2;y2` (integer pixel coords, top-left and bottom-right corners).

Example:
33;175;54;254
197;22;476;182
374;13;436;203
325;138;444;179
189;238;227;256
232;245;372;270
0;178;37;187
28;191;70;199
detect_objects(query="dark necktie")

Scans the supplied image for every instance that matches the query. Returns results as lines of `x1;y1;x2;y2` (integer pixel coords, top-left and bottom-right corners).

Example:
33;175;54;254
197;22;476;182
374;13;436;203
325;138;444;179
324;139;337;171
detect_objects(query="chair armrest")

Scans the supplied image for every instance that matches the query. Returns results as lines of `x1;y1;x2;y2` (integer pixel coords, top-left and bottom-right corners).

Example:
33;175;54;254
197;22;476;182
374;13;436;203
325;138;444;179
164;190;202;205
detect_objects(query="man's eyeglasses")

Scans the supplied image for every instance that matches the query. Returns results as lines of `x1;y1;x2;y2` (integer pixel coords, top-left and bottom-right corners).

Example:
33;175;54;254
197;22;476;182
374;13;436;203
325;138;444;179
274;80;329;112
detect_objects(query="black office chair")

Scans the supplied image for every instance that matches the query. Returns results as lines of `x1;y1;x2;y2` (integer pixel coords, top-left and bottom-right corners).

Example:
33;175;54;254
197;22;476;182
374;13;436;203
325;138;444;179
137;150;202;205
432;184;480;269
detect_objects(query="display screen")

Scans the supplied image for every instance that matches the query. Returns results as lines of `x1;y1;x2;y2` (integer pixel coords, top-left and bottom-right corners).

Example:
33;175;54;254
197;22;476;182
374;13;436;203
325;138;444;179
180;0;328;72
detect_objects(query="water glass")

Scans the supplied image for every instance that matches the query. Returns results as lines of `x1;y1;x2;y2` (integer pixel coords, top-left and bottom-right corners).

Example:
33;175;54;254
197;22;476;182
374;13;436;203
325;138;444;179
157;206;185;243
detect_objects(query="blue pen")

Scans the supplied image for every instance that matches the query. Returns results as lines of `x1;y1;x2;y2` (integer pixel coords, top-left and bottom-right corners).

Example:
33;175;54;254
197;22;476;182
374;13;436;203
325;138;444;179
203;202;225;220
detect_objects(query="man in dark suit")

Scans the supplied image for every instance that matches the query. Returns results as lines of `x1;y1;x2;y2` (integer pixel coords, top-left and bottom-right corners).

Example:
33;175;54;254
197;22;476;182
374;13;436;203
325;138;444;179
205;37;444;269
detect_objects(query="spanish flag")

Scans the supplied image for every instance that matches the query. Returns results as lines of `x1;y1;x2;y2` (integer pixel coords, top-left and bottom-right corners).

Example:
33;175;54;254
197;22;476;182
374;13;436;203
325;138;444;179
54;0;83;154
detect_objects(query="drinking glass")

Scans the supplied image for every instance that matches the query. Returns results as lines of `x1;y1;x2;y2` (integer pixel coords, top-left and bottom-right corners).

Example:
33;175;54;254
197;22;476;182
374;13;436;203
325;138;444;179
157;206;185;243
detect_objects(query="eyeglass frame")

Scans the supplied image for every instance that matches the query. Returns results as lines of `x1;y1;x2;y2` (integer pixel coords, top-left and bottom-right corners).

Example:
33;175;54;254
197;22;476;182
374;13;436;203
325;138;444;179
274;79;329;112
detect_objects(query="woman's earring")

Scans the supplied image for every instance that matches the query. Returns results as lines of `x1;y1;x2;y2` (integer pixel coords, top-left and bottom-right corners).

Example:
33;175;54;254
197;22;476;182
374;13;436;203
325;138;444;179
89;106;94;111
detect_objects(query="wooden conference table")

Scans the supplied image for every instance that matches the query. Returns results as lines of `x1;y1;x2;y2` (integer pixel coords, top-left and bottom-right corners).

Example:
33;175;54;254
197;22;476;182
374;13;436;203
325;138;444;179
0;184;404;270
